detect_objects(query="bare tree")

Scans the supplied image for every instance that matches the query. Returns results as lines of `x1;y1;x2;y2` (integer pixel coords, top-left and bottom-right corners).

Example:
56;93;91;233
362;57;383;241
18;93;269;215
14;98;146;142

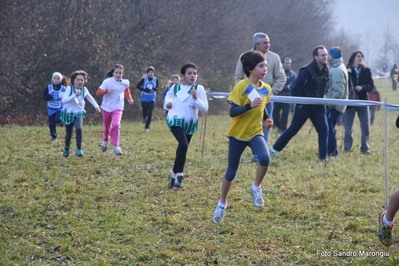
0;0;358;125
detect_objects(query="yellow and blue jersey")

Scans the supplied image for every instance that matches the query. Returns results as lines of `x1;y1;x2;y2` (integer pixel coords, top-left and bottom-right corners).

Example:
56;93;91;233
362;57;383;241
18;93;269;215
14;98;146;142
226;78;271;141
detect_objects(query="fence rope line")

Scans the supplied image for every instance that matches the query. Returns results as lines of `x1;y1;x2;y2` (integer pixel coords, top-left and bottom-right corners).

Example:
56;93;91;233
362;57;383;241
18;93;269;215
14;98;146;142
208;92;399;111
206;92;399;210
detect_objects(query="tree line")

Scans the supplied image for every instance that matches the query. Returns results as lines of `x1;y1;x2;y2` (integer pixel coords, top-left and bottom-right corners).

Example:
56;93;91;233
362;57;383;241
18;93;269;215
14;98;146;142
0;0;359;125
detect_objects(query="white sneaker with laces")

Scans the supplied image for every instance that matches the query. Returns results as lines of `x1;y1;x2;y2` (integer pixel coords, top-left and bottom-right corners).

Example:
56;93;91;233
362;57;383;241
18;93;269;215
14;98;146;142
144;129;149;133
250;186;264;207
101;140;108;152
113;146;123;155
212;204;226;223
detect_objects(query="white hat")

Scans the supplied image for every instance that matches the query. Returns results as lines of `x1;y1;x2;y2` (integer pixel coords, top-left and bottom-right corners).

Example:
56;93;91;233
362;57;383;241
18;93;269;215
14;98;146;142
52;72;62;80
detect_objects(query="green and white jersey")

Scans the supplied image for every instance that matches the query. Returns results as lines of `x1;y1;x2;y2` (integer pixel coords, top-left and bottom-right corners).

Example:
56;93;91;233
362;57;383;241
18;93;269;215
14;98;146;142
164;83;208;135
60;85;99;125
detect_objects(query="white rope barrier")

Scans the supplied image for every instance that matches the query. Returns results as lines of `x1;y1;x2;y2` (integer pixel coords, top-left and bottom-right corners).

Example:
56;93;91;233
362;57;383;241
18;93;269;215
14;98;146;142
206;92;399;209
208;92;399;111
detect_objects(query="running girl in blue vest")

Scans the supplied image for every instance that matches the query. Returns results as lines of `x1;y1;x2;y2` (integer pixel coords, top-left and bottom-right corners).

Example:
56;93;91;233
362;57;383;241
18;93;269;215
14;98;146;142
164;63;208;188
43;72;69;143
136;66;159;132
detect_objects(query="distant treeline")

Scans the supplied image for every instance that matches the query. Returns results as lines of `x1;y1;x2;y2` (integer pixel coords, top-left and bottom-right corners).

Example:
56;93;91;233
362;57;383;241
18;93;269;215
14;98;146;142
0;0;359;125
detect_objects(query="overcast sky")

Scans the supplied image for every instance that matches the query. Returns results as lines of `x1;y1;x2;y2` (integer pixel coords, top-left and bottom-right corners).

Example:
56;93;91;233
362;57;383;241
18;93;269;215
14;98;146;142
334;0;399;67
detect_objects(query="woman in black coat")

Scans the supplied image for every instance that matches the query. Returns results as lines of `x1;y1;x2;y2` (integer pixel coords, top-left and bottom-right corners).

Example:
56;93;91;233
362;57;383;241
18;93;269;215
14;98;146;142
343;51;374;155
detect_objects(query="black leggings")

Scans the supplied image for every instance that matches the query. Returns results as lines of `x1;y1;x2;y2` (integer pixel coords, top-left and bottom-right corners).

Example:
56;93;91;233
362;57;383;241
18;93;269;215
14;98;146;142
171;126;193;174
65;117;83;150
142;101;155;129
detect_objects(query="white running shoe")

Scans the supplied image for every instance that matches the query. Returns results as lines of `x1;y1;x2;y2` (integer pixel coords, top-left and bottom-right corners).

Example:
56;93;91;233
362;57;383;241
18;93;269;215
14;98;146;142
250;186;264;207
101;140;108;152
113;146;123;155
212;204;226;223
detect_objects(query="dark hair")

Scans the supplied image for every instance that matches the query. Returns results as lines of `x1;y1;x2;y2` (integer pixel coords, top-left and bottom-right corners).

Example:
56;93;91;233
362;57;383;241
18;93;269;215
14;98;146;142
283;57;292;63
312;45;327;57
105;64;124;78
147;66;155;73
347;51;365;68
70;70;88;85
180;63;198;75
241;50;266;77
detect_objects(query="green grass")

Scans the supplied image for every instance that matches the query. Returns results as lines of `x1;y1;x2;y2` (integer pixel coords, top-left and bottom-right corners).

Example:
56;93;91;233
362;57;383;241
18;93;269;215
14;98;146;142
1;78;399;265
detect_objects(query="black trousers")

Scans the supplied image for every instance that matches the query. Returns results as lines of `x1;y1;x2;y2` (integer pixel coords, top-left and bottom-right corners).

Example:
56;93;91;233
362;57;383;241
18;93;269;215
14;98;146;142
171;126;193;174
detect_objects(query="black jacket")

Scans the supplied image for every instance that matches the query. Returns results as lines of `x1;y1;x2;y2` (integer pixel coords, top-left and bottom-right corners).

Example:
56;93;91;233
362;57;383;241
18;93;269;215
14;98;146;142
347;65;374;101
291;59;329;110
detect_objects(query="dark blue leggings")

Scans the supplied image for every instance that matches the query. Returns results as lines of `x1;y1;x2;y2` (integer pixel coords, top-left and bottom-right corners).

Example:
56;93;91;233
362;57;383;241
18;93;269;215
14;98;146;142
171;126;193;174
225;135;270;182
48;111;61;139
65;117;83;150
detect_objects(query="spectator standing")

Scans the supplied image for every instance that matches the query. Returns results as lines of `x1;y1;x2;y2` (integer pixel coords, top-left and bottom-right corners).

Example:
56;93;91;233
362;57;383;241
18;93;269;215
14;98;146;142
391;64;398;91
269;45;330;161
273;57;296;133
343;51;374;155
326;47;348;158
368;86;381;125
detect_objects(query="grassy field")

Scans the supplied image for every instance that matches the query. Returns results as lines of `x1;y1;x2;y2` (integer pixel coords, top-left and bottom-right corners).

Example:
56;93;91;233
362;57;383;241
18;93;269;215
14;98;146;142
1;78;399;265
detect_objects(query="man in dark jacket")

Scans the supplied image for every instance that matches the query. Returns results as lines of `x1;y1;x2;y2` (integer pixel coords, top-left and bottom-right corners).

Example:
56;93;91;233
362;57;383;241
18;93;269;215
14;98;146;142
269;45;330;161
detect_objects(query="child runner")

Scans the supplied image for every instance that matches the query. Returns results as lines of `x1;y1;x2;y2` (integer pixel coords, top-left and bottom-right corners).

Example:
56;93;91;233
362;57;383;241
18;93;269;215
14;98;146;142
43;72;68;143
212;50;273;223
96;64;134;155
379;190;399;246
136;66;159;132
61;70;101;157
163;74;181;98
164;63;208;188
378;75;399;246
163;74;181;116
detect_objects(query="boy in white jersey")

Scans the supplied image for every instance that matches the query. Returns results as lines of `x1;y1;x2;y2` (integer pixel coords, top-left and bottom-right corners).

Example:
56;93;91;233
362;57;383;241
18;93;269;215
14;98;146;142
164;63;209;188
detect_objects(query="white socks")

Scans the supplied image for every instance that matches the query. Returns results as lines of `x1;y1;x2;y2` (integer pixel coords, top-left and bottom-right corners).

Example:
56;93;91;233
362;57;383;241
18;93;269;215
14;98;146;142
383;213;394;227
218;200;227;209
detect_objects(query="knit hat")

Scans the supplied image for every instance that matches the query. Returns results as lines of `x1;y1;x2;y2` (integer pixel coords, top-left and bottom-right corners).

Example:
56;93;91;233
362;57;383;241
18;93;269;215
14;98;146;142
52;72;62;80
328;47;341;59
